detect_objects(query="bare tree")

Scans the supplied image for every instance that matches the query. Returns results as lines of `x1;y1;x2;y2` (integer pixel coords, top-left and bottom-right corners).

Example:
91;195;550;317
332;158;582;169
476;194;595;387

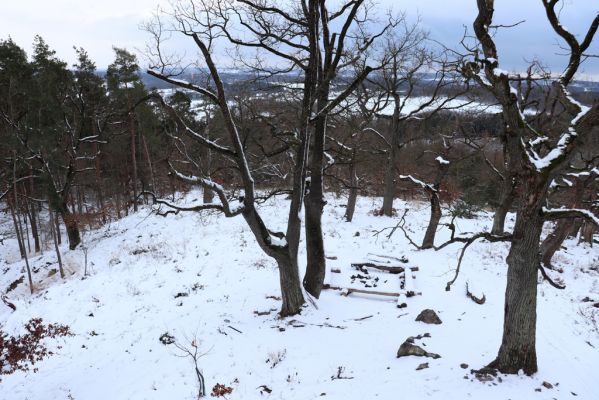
359;26;469;218
458;0;599;374
144;1;310;316
144;0;395;301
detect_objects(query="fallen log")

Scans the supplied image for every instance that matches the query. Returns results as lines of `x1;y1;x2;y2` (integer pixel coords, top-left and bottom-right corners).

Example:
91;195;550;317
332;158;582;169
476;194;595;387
323;284;400;298
351;262;419;274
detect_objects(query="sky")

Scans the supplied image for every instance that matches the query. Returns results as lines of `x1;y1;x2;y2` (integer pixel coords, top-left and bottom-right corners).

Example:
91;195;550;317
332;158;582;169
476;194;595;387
1;0;598;79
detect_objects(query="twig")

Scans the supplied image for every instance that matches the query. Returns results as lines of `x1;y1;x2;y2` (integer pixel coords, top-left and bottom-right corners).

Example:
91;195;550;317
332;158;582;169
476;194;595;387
465;282;486;304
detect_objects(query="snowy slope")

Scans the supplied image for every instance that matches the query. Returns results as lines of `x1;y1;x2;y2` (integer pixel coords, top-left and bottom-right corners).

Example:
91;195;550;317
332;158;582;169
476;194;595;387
0;193;598;400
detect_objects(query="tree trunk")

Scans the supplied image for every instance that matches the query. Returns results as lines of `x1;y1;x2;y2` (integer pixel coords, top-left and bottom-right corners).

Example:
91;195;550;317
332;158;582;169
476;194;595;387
141;134;155;192
491;175;516;235
54;210;62;245
540;179;584;266
26;196;41;253
93;130;106;223
49;210;65;279
20;204;31;253
488;208;541;375
127;93;138;213
382;98;401;217
304;114;327;298
540;219;573;267
421;192;442;249
9;168;33;294
580;221;594;245
48;185;81;250
64;213;81;250
569;219;582;238
276;254;305;317
344;157;358;222
381;148;396;217
9;199;26;258
202;120;215;203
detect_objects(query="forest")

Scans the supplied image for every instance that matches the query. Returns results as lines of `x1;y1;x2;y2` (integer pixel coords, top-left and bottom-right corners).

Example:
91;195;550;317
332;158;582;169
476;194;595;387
1;0;598;399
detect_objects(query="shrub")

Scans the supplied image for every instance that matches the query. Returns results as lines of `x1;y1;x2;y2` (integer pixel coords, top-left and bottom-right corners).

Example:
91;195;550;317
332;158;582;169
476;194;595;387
0;318;72;377
450;199;481;219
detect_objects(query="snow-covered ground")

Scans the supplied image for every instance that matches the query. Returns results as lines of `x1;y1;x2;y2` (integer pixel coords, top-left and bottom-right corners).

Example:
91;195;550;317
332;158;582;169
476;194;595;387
1;193;598;400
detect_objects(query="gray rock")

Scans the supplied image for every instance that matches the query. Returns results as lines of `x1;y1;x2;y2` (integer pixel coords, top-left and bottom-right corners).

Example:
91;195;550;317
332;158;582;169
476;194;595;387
397;340;441;359
415;309;442;324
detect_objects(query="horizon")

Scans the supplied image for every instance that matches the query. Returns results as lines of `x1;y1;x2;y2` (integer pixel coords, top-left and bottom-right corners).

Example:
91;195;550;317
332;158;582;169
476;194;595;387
1;0;598;80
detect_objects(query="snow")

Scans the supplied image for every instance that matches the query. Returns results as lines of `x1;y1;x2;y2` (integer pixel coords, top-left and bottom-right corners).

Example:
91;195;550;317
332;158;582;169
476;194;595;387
1;193;598;399
373;96;504;116
543;206;599;227
526;85;593;172
399;174;434;190
435;156;450;165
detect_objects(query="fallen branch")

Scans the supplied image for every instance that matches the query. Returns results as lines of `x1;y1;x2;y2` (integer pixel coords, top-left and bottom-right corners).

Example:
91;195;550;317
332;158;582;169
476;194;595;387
538;263;566;289
465;282;486;304
1;295;16;311
351;262;418;274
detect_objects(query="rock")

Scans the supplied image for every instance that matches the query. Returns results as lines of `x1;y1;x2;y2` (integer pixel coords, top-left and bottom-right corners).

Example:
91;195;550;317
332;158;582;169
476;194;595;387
415;309;442;324
593;302;599;308
159;332;175;345
397;340;441;359
407;333;431;343
542;381;553;389
460;363;469;369
397;303;407;309
416;362;429;370
581;296;593;302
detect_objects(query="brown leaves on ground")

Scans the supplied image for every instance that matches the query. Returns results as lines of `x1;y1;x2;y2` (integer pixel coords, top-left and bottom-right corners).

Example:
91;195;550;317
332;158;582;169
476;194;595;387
0;318;72;378
211;383;234;397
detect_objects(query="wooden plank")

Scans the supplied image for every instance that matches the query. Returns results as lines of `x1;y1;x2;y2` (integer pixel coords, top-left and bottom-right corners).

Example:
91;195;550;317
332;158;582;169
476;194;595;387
323;284;400;298
351;262;419;274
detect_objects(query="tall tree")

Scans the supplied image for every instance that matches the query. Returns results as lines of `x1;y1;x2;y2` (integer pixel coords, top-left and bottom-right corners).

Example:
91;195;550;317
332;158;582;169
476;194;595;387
460;0;599;374
107;48;144;212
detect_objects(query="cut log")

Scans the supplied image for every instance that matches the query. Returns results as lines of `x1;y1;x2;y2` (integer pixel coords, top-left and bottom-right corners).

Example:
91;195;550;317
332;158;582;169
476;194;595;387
323;284;400;297
351;262;419;274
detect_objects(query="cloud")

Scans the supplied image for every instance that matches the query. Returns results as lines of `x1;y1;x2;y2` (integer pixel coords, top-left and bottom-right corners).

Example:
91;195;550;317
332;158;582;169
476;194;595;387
1;0;597;77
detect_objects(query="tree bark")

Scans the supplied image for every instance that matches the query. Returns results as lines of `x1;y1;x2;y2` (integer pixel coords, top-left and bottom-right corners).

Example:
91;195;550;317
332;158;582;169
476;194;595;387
344;157;358;222
304;113;327;299
381;147;396;217
49;210;65;279
421;191;442;249
382;96;401;217
127;92;138;213
491;175;516;235
540;219;574;267
47;185;81;250
580;221;594;245
54;210;62;245
276;253;305;317
487;201;542;375
540;179;585;266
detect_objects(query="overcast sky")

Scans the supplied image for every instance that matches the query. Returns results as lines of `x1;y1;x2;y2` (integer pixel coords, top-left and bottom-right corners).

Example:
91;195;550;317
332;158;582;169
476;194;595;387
1;0;598;79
